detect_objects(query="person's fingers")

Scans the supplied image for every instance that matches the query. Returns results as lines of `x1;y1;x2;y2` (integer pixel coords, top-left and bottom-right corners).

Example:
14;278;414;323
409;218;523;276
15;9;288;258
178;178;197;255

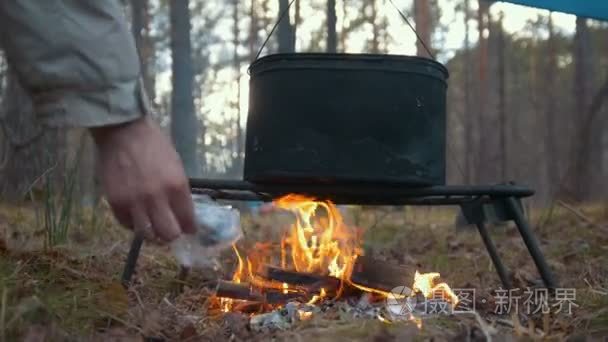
169;182;196;235
148;198;181;242
130;204;155;241
108;199;133;230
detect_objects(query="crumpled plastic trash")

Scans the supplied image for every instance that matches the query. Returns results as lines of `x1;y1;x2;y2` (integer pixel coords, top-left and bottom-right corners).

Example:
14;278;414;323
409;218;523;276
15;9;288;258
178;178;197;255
170;194;243;268
249;302;305;332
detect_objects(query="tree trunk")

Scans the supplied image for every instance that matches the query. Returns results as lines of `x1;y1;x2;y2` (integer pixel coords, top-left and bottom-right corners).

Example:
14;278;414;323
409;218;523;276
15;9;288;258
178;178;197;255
326;0;337;53
131;0;155;102
340;0;348;51
463;0;473;184
249;0;258;62
497;14;507;181
277;0;295;53
544;14;559;197
294;0;301;50
370;0;379;53
233;0;243;176
0;71;62;201
170;0;201;176
572;17;593;200
476;0;490;182
576;75;608;200
559;17;594;201
414;0;432;57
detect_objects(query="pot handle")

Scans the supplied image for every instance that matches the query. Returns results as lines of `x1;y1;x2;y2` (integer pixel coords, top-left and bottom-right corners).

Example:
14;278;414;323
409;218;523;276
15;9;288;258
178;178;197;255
254;0;436;61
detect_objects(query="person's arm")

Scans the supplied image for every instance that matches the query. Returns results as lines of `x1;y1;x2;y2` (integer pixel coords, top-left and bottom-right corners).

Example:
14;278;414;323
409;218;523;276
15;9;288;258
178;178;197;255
0;0;196;242
0;0;147;127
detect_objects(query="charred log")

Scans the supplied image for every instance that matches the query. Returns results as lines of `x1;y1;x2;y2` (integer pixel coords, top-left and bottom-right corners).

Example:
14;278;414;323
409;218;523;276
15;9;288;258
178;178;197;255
264;290;307;304
350;255;412;292
215;280;263;302
215;280;308;305
262;265;340;287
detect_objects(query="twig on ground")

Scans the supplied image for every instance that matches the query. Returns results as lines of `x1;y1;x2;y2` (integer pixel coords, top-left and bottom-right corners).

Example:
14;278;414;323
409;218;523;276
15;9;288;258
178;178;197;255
163;296;178;311
494;317;513;328
23;161;58;197
537;200;557;231
131;288;146;311
80;241;123;260
94;309;145;335
496;312;546;339
9;259;29;279
556;200;604;230
574;307;608;327
584;278;608;296
55;263;90;280
163;295;191;317
468;311;497;341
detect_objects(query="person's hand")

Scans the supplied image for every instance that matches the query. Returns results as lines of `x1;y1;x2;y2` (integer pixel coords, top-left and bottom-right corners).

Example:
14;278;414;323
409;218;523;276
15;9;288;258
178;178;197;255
90;116;196;243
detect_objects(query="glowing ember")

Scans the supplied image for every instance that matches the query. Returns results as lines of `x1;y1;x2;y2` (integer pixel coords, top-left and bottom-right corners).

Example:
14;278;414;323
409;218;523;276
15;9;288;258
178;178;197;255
411;316;423;329
377;314;391;324
306;288;327;305
298;310;313;320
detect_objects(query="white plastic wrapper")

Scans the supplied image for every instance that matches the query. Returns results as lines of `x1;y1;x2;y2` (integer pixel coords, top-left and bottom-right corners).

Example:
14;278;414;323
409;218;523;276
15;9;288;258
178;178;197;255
171;194;243;268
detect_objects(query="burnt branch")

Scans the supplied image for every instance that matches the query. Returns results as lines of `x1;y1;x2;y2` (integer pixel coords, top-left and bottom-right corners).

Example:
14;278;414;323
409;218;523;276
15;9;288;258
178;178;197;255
350;255;412;292
215;280;263;302
262;265;339;286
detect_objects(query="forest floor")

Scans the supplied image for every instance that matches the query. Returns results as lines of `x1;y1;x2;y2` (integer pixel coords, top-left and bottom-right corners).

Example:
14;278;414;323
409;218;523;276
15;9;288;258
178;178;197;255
0;199;607;341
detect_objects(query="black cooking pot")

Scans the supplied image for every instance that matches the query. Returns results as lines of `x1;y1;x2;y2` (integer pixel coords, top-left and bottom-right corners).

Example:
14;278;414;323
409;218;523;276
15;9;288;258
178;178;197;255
243;53;449;186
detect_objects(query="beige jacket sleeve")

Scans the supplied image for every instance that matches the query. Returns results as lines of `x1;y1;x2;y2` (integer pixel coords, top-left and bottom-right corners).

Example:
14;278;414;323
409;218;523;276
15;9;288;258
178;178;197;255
0;0;149;127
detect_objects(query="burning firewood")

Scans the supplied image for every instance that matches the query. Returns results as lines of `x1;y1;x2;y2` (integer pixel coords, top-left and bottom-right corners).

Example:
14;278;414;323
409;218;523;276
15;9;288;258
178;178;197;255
350;255;413;292
215;280;308;306
261;265;341;290
262;265;335;285
215;280;263;302
264;290;307;304
213;194;459;331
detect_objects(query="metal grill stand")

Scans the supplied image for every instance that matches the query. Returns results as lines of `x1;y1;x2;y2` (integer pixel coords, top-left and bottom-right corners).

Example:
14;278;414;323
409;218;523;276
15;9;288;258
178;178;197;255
121;179;558;290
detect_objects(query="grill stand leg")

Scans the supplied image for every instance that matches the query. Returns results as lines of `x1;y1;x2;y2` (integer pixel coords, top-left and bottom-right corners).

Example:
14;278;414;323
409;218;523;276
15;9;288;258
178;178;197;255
475;222;513;289
504;197;558;289
122;235;144;287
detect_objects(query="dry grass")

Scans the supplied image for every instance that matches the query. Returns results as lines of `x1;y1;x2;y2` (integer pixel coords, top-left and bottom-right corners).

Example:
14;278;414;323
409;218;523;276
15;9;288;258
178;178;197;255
0;200;606;341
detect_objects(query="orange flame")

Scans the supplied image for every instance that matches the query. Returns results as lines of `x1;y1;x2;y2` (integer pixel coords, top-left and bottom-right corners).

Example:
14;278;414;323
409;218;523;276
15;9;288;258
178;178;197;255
307;288;327;305
298;310;313;320
274;194;360;282
216;194;459;326
220;244;244;312
412;270;459;305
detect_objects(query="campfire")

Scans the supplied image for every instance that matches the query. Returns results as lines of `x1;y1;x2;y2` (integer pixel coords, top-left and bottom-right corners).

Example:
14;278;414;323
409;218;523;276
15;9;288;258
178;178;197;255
212;194;460;330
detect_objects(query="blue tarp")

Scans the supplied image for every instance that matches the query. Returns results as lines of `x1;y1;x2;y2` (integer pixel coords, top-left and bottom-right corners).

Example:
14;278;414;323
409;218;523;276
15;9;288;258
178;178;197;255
494;0;608;22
